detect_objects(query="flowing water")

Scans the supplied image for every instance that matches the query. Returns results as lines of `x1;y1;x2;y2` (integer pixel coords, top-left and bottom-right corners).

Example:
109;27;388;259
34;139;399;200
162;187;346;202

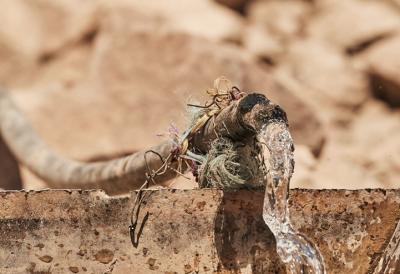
259;122;325;274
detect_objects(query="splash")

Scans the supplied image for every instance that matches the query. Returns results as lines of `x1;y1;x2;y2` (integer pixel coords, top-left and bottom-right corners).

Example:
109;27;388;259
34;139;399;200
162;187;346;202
260;122;325;274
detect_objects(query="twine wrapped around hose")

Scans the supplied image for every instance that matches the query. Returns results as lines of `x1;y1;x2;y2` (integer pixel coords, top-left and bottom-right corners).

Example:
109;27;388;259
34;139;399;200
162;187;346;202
0;78;288;194
197;137;253;189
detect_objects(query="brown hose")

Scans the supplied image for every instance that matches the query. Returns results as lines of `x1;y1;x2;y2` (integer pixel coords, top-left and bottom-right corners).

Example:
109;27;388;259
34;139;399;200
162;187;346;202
0;90;287;195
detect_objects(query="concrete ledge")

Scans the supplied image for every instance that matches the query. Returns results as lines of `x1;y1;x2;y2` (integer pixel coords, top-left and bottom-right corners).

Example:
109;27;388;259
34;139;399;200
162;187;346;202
0;189;399;273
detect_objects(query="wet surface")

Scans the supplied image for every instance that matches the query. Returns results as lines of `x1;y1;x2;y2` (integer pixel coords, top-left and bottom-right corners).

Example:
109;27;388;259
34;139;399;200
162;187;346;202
0;188;399;273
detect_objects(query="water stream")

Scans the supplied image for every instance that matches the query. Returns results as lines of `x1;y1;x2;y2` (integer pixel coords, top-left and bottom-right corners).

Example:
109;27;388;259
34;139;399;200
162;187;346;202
259;122;325;274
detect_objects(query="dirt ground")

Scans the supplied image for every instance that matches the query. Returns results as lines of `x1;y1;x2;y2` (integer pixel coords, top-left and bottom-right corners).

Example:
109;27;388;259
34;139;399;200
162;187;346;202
0;0;399;190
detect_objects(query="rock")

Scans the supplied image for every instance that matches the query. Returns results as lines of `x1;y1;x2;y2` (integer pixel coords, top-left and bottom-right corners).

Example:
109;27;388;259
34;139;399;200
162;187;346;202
247;0;311;38
20;0;97;55
242;23;284;63
14;26;324;188
166;174;198;190
306;99;400;189
362;35;400;107
348;100;400;188
243;64;325;156
290;145;317;188
243;0;312;63
0;0;243;86
88;15;249;153
100;0;244;43
214;0;250;12
29;43;93;91
277;39;368;123
0;0;98;86
391;0;400;8
1;0;364;191
1;189;400;273
311;142;382;189
88;6;324;155
307;0;400;53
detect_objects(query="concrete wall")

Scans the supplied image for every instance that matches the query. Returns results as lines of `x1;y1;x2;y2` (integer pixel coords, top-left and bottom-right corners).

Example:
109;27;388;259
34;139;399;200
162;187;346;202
0;189;399;274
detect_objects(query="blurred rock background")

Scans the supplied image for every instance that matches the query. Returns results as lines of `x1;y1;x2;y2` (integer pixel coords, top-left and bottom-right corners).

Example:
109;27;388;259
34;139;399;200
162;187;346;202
0;0;399;190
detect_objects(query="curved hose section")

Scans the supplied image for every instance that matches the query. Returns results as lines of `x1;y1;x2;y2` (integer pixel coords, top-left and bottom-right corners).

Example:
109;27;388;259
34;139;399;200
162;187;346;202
0;90;176;194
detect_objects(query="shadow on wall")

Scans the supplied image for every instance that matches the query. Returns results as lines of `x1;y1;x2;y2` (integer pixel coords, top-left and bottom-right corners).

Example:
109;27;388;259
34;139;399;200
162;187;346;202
0;136;22;190
214;190;286;273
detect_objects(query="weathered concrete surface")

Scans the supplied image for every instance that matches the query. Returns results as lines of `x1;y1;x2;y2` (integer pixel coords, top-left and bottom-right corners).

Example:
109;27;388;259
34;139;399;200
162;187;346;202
0;189;399;274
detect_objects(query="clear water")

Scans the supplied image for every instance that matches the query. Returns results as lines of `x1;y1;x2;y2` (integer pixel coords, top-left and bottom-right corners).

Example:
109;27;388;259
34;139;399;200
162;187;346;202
260;122;325;274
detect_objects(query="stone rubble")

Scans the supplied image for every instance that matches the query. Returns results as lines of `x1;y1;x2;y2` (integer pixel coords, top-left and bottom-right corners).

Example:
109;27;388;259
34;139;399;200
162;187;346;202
0;0;398;190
